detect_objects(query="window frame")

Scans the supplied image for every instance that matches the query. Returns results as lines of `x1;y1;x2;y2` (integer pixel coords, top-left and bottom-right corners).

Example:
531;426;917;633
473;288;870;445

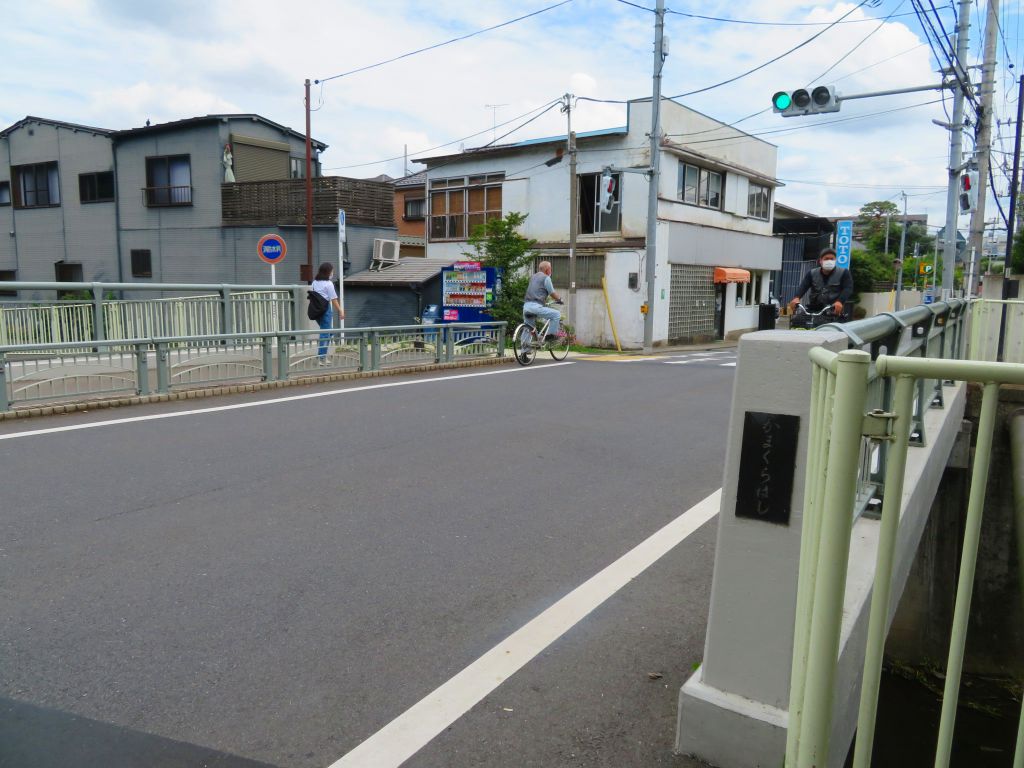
79;171;115;204
677;161;724;211
747;182;771;220
130;249;153;278
0;180;10;206
428;174;504;242
13;161;61;209
144;154;192;207
404;196;426;221
578;171;622;235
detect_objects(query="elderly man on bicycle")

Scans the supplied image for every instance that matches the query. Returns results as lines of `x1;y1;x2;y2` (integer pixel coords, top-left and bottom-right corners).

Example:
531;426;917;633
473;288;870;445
789;246;853;318
523;261;563;341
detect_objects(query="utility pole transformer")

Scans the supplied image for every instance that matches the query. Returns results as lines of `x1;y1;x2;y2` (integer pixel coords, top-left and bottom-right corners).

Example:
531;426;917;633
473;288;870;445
941;0;973;298
969;0;999;276
643;0;666;353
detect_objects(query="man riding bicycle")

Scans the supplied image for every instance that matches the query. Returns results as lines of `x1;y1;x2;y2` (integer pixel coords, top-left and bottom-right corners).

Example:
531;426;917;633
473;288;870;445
788;246;853;319
523;261;563;341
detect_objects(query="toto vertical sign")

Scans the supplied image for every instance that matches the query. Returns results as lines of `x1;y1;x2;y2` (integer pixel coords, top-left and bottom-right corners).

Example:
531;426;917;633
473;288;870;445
835;220;853;269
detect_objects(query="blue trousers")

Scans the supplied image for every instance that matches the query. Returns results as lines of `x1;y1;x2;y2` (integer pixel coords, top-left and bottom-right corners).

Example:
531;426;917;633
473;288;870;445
318;307;333;358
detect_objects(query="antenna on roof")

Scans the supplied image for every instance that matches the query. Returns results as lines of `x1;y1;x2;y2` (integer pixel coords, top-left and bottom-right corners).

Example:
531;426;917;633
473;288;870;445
145;119;150;127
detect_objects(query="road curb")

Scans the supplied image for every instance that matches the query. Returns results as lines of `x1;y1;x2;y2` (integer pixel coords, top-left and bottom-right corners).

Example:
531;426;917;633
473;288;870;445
0;356;514;421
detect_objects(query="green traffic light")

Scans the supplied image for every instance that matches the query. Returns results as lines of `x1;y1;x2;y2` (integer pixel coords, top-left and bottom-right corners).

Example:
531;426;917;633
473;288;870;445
772;91;792;110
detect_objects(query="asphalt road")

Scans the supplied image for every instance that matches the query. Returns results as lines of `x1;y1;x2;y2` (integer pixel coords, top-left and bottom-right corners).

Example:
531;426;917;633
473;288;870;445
0;350;737;768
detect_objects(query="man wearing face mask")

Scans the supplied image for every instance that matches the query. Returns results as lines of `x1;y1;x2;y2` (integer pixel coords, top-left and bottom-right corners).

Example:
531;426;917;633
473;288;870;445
789;246;854;318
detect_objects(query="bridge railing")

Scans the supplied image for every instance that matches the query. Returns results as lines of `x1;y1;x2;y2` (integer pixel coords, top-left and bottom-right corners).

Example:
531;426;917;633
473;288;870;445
0;282;304;348
788;348;1024;768
0;322;506;411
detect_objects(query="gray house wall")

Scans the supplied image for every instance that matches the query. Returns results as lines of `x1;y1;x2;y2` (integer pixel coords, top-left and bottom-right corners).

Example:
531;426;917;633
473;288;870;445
0;122;118;281
2;116;395;300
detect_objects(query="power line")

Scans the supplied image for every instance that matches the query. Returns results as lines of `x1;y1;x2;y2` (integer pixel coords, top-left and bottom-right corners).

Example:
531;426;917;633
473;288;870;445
579;0;872;105
663;6;921;26
315;0;573;83
780;178;946;189
323;99;562;171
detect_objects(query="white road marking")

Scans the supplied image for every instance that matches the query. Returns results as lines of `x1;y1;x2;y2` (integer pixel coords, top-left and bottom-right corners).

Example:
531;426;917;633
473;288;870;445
0;362;575;442
326;489;722;768
663;360;697;365
720;362;737;367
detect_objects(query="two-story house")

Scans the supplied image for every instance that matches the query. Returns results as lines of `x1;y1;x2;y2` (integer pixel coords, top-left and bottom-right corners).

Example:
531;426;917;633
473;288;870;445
0;114;397;299
415;98;784;347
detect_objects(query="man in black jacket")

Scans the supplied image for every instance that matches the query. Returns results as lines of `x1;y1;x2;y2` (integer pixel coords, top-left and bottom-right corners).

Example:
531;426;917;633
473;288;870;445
789;247;854;317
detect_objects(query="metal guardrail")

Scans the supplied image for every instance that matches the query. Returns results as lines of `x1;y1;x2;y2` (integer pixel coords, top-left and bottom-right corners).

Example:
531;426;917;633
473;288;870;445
0;282;304;348
0;322;505;411
785;315;1023;767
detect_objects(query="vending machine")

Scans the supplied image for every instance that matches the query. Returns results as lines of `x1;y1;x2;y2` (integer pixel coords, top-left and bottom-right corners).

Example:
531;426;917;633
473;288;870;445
440;262;501;322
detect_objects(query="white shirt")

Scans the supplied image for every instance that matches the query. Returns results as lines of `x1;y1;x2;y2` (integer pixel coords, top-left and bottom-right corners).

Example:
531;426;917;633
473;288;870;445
312;279;338;302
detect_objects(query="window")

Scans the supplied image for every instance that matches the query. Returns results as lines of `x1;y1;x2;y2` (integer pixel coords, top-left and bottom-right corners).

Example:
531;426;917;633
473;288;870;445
0;270;16;297
735;271;763;307
0;181;10;206
14;162;60;208
130;249;152;278
678;161;722;210
404;197;426;220
747;182;771;220
290;157;304;179
145;155;192;206
537;253;606;289
578;172;621;234
79;171;115;203
428;174;504;241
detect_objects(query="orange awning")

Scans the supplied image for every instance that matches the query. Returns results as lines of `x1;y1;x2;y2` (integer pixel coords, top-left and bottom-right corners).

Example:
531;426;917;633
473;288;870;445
714;267;751;284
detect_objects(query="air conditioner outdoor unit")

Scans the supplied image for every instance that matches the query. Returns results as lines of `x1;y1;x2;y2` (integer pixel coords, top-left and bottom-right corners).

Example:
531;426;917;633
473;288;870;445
371;239;401;270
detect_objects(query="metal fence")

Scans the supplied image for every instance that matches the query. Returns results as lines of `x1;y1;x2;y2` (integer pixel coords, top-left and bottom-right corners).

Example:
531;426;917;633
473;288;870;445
785;298;1024;768
0;282;302;349
0;322;505;410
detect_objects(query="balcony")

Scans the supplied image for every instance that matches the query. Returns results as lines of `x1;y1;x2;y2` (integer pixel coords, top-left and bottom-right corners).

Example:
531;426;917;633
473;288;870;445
143;185;193;207
221;176;394;228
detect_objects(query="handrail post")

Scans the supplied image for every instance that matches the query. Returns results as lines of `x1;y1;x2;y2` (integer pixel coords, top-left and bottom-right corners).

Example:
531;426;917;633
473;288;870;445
91;283;105;342
261;335;273;382
358;333;368;371
935;380;1001;768
277;335;289;380
496;322;506;358
852;373;916;768
445;325;455;362
370;330;380;370
136;344;150;396
0;351;8;411
220;285;233;336
797;349;871;768
155;341;169;393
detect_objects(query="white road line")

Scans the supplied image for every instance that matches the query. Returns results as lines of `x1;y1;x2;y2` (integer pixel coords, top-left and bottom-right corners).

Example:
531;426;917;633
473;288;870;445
663;360;697;365
0;362;575;442
326;489;722;768
720;362;737;367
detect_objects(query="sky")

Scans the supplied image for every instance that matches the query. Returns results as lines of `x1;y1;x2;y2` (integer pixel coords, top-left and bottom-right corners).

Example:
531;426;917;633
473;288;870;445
3;0;1022;231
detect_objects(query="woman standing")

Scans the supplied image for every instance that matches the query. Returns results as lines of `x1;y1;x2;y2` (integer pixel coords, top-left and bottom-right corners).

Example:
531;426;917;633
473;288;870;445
312;262;344;364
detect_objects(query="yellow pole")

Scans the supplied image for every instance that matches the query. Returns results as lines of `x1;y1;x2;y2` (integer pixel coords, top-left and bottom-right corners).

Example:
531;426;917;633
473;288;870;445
601;276;622;352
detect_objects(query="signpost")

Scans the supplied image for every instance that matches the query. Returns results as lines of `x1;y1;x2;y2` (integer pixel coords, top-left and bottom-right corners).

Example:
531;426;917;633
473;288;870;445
257;233;287;285
835;220;853;269
337;210;346;330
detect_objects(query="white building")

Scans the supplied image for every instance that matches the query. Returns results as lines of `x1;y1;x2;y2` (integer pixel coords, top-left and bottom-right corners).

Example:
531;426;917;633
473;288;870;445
416;98;783;347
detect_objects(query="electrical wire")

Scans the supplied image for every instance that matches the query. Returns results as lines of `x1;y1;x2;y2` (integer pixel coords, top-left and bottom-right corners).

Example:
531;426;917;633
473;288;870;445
578;0;872;105
813;0;909;83
322;99;562;171
663;7;920;26
315;0;573;83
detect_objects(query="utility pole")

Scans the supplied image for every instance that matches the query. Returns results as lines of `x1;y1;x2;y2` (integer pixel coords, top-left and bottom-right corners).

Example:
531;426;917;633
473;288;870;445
895;192;908;310
969;0;999;277
562;94;578;330
885;212;891;255
996;74;1024;360
643;0;666;353
941;0;972;298
304;78;314;283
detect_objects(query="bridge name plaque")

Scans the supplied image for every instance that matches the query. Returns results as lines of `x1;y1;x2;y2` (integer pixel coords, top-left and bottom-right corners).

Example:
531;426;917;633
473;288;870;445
735;411;799;526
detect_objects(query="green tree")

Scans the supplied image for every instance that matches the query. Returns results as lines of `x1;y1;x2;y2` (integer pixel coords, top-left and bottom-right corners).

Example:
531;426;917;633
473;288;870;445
1012;231;1024;275
463;212;538;330
849;248;895;297
857;200;899;240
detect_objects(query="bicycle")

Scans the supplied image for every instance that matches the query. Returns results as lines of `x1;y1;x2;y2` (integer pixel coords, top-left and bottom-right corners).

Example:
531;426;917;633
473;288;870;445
513;301;572;365
790;303;838;329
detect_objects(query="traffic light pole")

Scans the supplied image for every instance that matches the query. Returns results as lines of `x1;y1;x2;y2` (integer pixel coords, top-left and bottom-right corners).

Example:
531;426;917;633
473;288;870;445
642;0;666;354
968;0;999;278
942;0;973;299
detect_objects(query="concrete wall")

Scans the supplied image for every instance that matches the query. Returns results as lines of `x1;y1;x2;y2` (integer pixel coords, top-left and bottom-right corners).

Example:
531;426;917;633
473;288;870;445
857;290;926;317
0;121;118;281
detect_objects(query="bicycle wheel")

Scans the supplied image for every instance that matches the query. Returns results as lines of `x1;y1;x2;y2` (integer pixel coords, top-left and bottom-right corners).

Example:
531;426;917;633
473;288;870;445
548;329;571;360
512;323;537;366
